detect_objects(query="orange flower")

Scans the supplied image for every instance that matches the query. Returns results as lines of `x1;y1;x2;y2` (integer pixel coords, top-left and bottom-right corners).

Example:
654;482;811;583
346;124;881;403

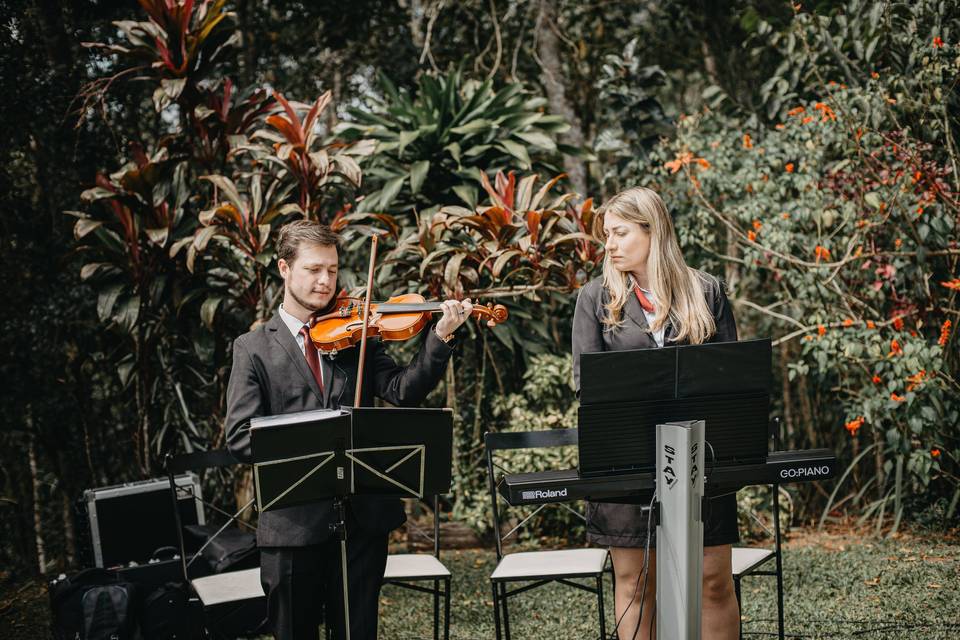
906;370;926;392
892;316;904;331
843;318;854;327
803;335;813;341
912;171;922;183
775;123;786;130
895;238;903;249
941;278;960;290
814;245;831;262
888;338;903;357
781;212;790;220
817;325;827;337
940;320;952;346
743;134;753;149
697;158;711;169
785;163;795;173
845;417;864;436
891;392;906;402
933;36;944;48
871;71;879;79
801;115;814;125
931;448;941;458
872;375;882;384
752;219;762;231
867;320;876;329
747;230;757;242
787;106;805;117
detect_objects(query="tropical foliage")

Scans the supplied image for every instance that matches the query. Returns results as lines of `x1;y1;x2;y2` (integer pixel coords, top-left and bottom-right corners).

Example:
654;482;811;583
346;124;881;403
4;0;959;581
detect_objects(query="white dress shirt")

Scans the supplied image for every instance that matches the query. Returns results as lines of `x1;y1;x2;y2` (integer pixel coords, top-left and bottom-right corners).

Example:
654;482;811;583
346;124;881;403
278;304;324;385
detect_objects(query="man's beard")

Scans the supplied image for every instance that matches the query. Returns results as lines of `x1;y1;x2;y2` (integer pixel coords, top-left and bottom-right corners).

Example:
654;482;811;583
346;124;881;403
289;286;336;314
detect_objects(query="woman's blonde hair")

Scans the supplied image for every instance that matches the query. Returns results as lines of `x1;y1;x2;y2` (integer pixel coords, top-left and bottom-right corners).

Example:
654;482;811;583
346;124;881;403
592;187;717;345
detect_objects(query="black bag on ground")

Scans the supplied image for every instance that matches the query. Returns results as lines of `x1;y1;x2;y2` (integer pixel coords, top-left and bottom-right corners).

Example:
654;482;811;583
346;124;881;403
140;582;194;640
184;524;258;573
81;582;137;640
50;568;136;640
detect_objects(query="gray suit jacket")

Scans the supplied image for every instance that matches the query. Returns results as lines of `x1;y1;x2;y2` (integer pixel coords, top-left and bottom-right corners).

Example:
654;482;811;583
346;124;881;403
572;272;738;393
225;313;454;547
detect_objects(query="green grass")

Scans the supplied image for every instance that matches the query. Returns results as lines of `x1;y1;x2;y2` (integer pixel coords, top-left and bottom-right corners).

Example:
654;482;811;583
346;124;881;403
3;529;957;639
379;530;959;639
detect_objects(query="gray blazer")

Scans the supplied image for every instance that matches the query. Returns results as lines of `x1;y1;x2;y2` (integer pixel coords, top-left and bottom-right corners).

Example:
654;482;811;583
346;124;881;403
572;272;738;393
225;313;454;547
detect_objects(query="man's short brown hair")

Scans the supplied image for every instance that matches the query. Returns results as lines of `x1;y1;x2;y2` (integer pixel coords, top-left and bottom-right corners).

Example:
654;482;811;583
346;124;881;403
276;220;340;265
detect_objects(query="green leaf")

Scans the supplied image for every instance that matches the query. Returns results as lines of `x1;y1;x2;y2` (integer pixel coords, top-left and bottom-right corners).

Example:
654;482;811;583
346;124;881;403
80;262;109;281
398;129;421;153
513;131;556;150
201;174;245;210
453;185;478;209
201;296;223;330
444;253;466;292
497;140;531;167
450;119;492;135
410;160;430;195
97;284;124;322
379;176;406;210
74;218;103;240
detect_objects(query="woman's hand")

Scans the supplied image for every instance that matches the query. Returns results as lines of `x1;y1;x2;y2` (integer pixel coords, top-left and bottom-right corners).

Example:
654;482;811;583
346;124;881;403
434;298;474;341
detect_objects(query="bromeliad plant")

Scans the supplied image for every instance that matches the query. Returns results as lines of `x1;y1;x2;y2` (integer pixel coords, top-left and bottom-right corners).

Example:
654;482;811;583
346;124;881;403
337;70;570;216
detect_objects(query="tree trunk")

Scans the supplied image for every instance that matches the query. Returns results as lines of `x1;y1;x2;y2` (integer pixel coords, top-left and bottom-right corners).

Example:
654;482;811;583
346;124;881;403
62;491;76;567
28;427;47;575
536;0;587;195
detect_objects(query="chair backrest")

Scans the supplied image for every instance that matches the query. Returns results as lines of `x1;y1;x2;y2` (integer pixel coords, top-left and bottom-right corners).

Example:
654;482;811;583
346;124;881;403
398;495;443;559
483;429;579;559
164;450;254;584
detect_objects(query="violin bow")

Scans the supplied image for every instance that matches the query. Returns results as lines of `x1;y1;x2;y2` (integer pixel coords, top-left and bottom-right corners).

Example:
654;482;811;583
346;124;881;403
354;234;379;407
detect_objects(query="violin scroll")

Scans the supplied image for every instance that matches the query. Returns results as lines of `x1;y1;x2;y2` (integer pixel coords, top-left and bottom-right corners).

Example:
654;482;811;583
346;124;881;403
471;303;509;328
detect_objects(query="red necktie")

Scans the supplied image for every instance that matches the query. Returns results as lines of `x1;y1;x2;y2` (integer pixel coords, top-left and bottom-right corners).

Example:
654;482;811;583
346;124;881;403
298;324;324;392
633;284;656;313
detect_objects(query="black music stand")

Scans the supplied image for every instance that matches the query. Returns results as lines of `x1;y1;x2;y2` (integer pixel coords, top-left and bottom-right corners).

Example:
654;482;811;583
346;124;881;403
250;407;453;640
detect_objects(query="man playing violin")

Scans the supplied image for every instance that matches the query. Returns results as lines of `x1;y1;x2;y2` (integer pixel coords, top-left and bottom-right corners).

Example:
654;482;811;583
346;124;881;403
225;220;472;640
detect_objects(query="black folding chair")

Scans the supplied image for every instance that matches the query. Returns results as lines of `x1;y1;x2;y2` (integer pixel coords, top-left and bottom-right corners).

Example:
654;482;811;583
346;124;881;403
381;495;452;639
484;429;609;640
165;450;266;639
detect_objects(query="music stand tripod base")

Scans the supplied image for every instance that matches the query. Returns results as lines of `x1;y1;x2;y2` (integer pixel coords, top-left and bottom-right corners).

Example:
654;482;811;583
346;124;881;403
656;420;705;640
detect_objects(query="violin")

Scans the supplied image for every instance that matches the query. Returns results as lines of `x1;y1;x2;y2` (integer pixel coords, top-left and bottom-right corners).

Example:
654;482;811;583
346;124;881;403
309;293;509;355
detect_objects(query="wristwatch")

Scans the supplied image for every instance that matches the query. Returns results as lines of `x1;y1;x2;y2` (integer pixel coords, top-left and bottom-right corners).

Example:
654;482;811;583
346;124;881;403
434;326;454;344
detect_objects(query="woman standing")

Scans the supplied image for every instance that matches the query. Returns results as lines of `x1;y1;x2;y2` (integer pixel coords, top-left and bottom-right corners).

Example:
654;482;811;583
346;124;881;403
572;187;740;639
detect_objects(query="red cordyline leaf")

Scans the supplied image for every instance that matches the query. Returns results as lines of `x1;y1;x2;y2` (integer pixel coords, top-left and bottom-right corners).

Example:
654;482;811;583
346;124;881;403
302;91;332;143
495;170;516;210
270;90;306;145
525;210;541;245
154;35;175;71
220;78;232;120
480;171;511;211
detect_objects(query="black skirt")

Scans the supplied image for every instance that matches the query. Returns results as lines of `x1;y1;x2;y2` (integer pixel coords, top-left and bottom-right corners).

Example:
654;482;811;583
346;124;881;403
586;491;739;548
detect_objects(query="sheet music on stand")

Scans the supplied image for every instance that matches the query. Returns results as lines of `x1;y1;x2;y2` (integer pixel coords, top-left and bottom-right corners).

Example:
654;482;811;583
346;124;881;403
249;406;453;512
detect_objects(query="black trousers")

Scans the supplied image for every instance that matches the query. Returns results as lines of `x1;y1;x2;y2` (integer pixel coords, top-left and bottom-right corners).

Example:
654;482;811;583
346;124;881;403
260;528;388;640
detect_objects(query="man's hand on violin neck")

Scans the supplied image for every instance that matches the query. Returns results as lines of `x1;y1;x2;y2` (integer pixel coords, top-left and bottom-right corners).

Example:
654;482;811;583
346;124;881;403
434;298;474;341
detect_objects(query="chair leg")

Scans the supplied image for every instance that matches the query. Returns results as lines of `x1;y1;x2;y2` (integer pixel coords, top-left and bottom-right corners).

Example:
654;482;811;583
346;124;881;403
443;577;451;640
491;582;503;640
500;582;512;640
597;574;607;640
734;576;743;640
433;578;440;640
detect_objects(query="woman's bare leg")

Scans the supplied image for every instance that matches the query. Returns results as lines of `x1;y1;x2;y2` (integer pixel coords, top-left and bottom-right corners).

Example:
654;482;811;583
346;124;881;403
702;544;739;640
609;547;657;640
